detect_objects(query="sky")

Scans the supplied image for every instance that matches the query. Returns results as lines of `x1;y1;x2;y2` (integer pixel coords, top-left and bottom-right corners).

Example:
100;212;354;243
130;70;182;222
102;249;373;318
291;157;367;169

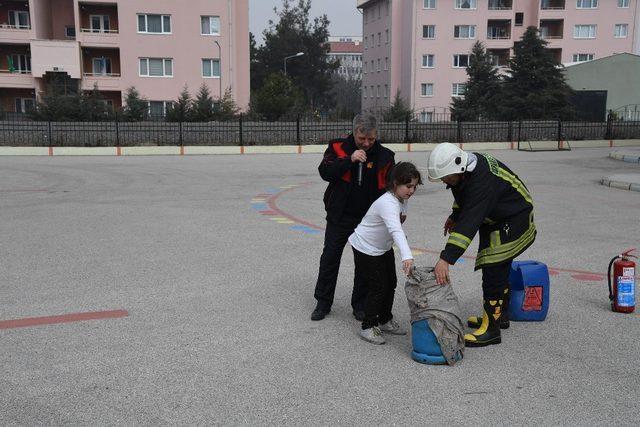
249;0;363;45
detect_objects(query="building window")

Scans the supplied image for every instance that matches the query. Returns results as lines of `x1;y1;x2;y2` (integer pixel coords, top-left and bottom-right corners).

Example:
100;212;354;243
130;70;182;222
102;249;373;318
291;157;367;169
572;53;594;62
515;12;524;26
453;54;469;68
423;0;436;8
452;83;466;96
90;15;110;33
15;98;35;113
377;32;381;46
454;25;476;39
65;26;76;38
92;57;112;75
202;59;221;78
201;16;220;35
618;0;629;7
455;0;477;9
364;36;368;49
148;101;170;117
9;54;31;73
384;57;388;70
421;83;434;97
385;29;389;44
423;25;435;38
574;25;596;39
614;24;628;38
422;54;435;68
8;10;30;29
138;14;171;34
363;86;367;98
420;111;433;123
576;0;597;8
384;84;388;98
377;59;381;71
139;58;173;77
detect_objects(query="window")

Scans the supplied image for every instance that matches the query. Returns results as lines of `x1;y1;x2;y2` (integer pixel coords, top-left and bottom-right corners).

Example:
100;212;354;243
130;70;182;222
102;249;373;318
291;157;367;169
618;0;629;7
202;59;221;77
614;24;628;38
421;83;434;97
515;12;524;26
423;25;435;38
489;0;511;9
385;29;389;44
8;10;30;29
90;15;110;33
423;0;436;8
576;0;597;8
201;16;220;35
148;101;170;117
453;54;469;68
377;32;381;46
377;59;381;71
572;53;594;62
422;54;435;68
452;83;466;96
384;84;388;98
455;0;477;9
454;25;476;39
15;98;35;113
363;86;367;98
9;54;31;73
574;25;596;38
139;58;173;77
138;14;171;34
420;111;433;123
384;57;388;70
65;26;75;38
364;36;368;49
92;57;112;75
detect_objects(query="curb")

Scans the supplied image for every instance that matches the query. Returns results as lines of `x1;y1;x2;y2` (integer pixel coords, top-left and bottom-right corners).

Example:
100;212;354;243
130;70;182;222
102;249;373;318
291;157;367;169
601;177;640;192
609;151;640;164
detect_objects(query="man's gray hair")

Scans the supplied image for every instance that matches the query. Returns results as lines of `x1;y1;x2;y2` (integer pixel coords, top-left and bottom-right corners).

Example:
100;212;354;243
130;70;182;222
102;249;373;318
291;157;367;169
352;114;377;135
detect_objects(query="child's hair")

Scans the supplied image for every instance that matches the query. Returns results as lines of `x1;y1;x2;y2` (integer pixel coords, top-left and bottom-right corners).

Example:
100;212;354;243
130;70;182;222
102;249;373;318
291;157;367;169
385;162;423;191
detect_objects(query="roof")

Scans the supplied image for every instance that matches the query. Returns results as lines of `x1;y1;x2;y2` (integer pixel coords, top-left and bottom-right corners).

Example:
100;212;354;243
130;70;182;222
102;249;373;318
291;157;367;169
564;52;640;69
327;41;363;54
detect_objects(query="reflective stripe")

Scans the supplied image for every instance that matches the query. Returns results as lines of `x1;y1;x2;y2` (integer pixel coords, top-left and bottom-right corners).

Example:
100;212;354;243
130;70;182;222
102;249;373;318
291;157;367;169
497;168;532;205
490;230;501;247
452;201;460;209
448;232;471;250
475;222;536;267
483;217;496;225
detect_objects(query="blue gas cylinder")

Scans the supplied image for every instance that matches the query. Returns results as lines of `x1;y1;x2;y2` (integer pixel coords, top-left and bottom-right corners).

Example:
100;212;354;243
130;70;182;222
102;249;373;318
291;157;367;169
508;260;550;321
411;319;462;365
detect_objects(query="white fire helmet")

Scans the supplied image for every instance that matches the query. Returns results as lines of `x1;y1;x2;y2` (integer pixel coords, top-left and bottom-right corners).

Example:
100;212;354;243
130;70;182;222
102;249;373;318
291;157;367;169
427;142;469;182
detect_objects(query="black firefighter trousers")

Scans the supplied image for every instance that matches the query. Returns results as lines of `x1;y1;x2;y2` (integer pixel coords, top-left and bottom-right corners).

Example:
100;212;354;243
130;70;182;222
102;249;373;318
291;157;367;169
313;216;367;312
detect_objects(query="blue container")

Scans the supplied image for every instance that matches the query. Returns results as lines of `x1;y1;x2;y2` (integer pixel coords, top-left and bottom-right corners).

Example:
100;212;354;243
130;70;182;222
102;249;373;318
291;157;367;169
508;260;550;321
411;319;462;365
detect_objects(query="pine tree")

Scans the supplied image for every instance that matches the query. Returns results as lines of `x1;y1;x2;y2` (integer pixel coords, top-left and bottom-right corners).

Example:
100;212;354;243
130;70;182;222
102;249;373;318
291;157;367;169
166;86;193;122
450;41;502;121
191;84;215;122
251;72;304;121
213;88;240;121
122;87;148;122
80;84;111;121
499;26;574;120
383;91;413;122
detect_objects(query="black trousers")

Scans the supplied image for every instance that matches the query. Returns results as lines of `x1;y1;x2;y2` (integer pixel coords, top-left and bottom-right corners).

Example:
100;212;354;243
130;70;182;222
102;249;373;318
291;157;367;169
313;216;368;311
481;260;512;299
352;247;397;329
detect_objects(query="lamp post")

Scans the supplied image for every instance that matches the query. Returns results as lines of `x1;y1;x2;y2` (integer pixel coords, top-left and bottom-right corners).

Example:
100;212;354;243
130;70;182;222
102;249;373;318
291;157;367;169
284;52;304;75
214;40;222;99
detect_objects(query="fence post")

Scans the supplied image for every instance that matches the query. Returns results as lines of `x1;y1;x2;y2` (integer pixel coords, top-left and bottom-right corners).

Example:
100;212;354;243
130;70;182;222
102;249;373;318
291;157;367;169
48;120;52;147
605;110;613;140
456;120;462;144
115;112;120;146
296;115;301;146
404;114;410;143
557;119;562;144
517;120;522;143
179;121;183;146
239;114;244;150
507;121;513;143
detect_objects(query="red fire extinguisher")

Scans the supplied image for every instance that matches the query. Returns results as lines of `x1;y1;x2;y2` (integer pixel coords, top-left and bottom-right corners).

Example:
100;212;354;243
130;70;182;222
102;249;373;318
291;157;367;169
607;248;636;313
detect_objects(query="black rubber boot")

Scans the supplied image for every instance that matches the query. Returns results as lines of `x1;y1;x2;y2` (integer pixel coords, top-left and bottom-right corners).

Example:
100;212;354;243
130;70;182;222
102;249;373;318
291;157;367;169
467;288;510;329
465;296;505;347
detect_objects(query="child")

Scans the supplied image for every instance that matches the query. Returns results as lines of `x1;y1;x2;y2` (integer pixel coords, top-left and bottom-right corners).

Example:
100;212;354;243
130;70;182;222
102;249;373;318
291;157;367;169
348;162;422;344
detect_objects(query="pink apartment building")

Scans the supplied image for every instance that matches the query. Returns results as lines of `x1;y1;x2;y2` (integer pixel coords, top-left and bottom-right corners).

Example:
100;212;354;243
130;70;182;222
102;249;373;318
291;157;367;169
0;0;249;115
358;0;640;121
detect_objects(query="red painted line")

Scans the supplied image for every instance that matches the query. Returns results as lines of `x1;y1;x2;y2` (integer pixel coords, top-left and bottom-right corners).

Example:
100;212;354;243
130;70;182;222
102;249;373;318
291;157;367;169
180;146;185;156
116;146;121;156
0;309;128;330
407;143;412;152
510;141;515;150
297;146;302;154
48;146;53;156
609;140;613;147
266;183;324;231
240;146;245;155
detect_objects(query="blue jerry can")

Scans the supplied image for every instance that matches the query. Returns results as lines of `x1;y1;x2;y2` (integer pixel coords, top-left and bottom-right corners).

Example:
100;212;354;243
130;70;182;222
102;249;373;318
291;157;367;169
411;320;462;365
508;260;550;321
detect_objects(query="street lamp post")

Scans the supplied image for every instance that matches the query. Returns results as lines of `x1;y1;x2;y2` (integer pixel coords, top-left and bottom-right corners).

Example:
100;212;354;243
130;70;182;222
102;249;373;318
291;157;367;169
214;40;222;99
284;52;304;75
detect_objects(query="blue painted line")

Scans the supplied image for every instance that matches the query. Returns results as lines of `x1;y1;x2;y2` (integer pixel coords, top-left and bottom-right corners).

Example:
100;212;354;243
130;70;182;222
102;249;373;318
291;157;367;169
289;225;308;231
456;258;466;264
251;203;268;210
266;188;281;194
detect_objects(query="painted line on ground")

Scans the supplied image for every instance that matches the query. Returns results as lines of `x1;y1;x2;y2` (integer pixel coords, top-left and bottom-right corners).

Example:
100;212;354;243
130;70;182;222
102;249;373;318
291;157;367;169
253;183;607;282
0;309;129;330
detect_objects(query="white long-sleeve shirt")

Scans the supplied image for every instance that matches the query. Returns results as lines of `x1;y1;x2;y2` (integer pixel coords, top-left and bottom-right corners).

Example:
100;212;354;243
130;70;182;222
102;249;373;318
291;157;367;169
348;192;413;261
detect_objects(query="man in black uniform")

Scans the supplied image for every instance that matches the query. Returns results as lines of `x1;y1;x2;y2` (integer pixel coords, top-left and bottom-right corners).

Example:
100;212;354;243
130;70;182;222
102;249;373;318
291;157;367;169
311;114;395;321
427;143;536;347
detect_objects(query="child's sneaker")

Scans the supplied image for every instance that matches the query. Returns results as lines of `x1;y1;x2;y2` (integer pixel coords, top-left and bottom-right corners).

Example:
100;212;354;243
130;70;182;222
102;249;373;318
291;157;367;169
359;326;385;344
379;319;406;335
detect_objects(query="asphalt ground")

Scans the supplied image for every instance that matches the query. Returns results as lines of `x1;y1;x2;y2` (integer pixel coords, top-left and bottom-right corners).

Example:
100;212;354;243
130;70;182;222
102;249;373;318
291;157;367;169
1;147;639;425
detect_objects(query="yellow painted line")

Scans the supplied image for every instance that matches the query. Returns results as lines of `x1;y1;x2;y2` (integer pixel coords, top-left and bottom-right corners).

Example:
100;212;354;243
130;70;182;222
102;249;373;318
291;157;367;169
276;220;295;224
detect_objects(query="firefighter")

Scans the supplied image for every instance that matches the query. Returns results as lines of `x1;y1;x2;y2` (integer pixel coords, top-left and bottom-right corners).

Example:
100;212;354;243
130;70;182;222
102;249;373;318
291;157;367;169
427;143;536;347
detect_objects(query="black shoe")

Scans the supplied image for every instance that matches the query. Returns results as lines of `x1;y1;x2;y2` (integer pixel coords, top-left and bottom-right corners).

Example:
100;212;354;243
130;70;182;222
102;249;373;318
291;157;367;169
311;306;330;321
352;310;365;321
465;296;505;347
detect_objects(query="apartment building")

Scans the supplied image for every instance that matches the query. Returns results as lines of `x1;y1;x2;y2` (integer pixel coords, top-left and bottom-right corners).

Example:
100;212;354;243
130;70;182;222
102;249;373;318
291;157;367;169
358;0;640;121
326;36;363;80
0;0;249;115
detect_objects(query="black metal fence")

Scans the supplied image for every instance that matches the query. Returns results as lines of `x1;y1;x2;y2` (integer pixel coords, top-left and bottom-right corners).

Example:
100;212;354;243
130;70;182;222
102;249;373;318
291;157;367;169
0;112;639;147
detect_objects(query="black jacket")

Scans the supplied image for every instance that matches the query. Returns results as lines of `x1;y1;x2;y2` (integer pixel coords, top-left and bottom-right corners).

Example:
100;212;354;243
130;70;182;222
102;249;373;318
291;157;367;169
319;134;395;224
441;152;534;265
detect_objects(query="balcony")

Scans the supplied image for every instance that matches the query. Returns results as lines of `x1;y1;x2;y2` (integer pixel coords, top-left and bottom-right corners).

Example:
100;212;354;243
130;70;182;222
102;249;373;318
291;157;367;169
541;0;565;10
77;2;119;46
0;43;34;88
81;47;121;90
539;20;564;39
487;20;511;40
488;0;512;10
488;49;510;67
0;1;32;42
